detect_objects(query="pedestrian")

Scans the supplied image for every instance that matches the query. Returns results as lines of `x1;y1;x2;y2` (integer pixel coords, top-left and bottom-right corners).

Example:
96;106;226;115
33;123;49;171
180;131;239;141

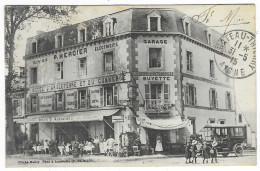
185;141;192;164
191;139;198;164
155;134;163;153
210;139;218;163
202;141;210;164
44;140;49;154
93;136;100;155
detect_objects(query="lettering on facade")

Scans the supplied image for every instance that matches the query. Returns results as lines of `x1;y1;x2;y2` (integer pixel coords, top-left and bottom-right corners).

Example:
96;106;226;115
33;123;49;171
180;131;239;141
89;87;100;108
54;48;88;60
33;58;48;64
143;40;167;44
39;94;53;112
143;76;170;81
94;42;118;51
30;73;131;93
133;72;174;76
65;91;75;110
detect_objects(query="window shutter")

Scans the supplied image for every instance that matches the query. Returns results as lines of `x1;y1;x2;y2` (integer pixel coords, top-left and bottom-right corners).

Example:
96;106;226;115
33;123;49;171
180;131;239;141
86;89;90;108
190;53;193;71
100;87;104;107
215;91;218;108
26;97;31;113
185;85;189;105
145;84;150;99
63;92;65;110
230;93;232;110
194;87;197;106
164;84;170;100
74;90;78;109
36;96;40;112
55;36;58;48
225;92;228;109
52;94;56;111
209;89;212;108
113;86;118;105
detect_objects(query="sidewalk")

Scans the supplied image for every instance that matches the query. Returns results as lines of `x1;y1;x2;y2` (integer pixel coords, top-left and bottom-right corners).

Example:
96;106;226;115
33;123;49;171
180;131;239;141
7;153;184;163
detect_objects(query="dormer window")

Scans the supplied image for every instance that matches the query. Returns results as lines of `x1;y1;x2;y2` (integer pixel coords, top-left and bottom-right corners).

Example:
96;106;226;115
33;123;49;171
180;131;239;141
182;16;191;36
103;16;115;37
77;23;87;43
147;10;162;31
31;39;37;54
55;34;63;48
206;28;213;45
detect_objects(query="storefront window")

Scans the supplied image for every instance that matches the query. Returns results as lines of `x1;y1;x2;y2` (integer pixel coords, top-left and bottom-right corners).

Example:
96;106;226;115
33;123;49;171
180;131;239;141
79;89;90;108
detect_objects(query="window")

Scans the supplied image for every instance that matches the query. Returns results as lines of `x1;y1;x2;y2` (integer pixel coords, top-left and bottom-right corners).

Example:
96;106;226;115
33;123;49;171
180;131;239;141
239;114;243;123
13;99;20;116
226;92;232;110
209;119;215;124
77;23;87;43
189;118;196;135
104;52;114;72
30;67;37;84
185;22;190;35
56;93;64;110
103;16;114;37
78;58;87;76
78;89;89;108
105;22;112;36
79;29;86;42
56;62;63;79
144;84;170;110
31;96;37;113
55;35;63;48
32;42;37;54
104;86;118;106
219;120;225;124
224;65;230;82
185;84;197;105
149;48;161;68
210;60;215;78
209;89;218;108
150;17;158;31
147;10;162;31
208;33;212;45
186;51;193;71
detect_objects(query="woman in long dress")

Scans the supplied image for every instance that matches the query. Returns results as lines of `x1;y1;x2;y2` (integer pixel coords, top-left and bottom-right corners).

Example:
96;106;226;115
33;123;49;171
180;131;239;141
155;134;163;153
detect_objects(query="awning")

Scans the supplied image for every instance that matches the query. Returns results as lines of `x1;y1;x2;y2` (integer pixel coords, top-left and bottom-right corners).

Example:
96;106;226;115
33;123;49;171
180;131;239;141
13;118;26;124
137;115;188;130
20;109;120;123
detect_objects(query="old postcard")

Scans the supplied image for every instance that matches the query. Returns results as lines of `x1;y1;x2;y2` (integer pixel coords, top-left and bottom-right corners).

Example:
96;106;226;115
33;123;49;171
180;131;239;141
4;4;256;167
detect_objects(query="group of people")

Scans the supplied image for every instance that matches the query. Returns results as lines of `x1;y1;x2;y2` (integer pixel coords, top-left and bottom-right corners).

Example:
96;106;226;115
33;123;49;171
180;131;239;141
23;134;117;156
185;138;218;164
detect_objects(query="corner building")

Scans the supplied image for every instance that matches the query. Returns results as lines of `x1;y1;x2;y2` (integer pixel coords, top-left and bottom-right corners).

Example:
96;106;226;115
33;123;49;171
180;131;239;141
23;8;236;150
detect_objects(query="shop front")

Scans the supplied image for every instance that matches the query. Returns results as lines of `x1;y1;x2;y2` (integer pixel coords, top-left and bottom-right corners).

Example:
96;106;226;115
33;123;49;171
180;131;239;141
22;109;121;144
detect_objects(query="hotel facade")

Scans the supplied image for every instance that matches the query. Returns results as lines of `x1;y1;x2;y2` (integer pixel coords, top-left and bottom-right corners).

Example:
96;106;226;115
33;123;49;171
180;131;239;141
18;8;237;150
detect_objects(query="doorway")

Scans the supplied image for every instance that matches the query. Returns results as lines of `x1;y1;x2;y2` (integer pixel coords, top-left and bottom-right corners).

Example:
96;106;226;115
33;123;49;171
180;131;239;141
147;129;170;151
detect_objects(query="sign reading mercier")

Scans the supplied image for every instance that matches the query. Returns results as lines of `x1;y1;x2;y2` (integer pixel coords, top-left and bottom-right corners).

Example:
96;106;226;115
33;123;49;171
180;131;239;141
30;73;131;93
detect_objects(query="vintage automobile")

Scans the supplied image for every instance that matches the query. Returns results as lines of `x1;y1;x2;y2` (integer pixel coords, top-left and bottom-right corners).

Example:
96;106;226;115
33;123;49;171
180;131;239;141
200;124;247;157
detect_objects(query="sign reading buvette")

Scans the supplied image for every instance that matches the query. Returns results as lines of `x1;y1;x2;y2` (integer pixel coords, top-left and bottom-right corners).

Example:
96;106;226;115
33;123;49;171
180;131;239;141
30;73;131;93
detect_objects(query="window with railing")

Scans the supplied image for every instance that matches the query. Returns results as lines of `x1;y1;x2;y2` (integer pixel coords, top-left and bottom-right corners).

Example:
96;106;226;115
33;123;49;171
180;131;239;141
144;84;171;110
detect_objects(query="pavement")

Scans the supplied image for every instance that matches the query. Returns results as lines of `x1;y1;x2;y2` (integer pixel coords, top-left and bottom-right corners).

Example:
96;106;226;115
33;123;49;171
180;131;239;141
6;150;257;167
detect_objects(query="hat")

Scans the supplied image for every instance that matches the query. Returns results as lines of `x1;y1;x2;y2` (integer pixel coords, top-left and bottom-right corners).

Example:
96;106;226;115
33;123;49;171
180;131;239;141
212;141;218;147
192;140;198;145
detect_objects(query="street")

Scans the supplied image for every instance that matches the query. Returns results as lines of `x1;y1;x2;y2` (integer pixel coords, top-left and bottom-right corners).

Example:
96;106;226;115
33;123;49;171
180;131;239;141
6;151;256;167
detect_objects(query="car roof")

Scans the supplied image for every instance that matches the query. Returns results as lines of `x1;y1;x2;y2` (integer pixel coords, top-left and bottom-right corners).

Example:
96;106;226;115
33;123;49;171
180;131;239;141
203;124;247;128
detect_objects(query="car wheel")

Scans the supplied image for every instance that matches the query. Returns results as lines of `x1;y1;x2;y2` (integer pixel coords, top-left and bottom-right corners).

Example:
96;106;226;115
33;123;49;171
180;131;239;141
235;146;243;157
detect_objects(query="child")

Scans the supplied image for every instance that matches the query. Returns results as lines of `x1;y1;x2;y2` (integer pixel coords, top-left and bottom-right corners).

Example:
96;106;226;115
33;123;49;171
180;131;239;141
191;139;198;164
185;141;192;164
202;141;210;164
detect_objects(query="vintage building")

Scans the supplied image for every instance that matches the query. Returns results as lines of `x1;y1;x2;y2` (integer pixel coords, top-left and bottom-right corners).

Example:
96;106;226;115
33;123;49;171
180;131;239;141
20;8;237;150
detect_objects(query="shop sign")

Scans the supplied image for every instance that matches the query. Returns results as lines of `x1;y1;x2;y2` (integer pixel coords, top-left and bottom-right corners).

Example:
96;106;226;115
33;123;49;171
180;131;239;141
65;90;76;110
112;116;124;123
54;48;88;60
94;42;118;51
89;87;101;108
143;39;167;44
30;73;131;93
39;93;53;112
142;76;170;81
133;72;174;76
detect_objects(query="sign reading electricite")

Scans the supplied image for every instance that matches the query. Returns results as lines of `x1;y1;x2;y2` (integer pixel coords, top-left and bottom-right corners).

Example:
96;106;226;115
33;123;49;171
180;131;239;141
30;73;131;93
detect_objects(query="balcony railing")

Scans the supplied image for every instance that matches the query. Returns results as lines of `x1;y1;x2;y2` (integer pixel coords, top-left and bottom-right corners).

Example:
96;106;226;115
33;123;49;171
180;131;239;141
145;99;172;111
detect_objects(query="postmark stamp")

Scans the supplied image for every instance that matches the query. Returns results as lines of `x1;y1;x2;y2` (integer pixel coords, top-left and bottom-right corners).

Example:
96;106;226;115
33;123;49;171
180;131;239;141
214;30;256;79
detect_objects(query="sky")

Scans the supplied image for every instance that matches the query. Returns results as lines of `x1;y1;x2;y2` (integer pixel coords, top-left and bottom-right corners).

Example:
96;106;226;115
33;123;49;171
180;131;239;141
11;5;256;125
